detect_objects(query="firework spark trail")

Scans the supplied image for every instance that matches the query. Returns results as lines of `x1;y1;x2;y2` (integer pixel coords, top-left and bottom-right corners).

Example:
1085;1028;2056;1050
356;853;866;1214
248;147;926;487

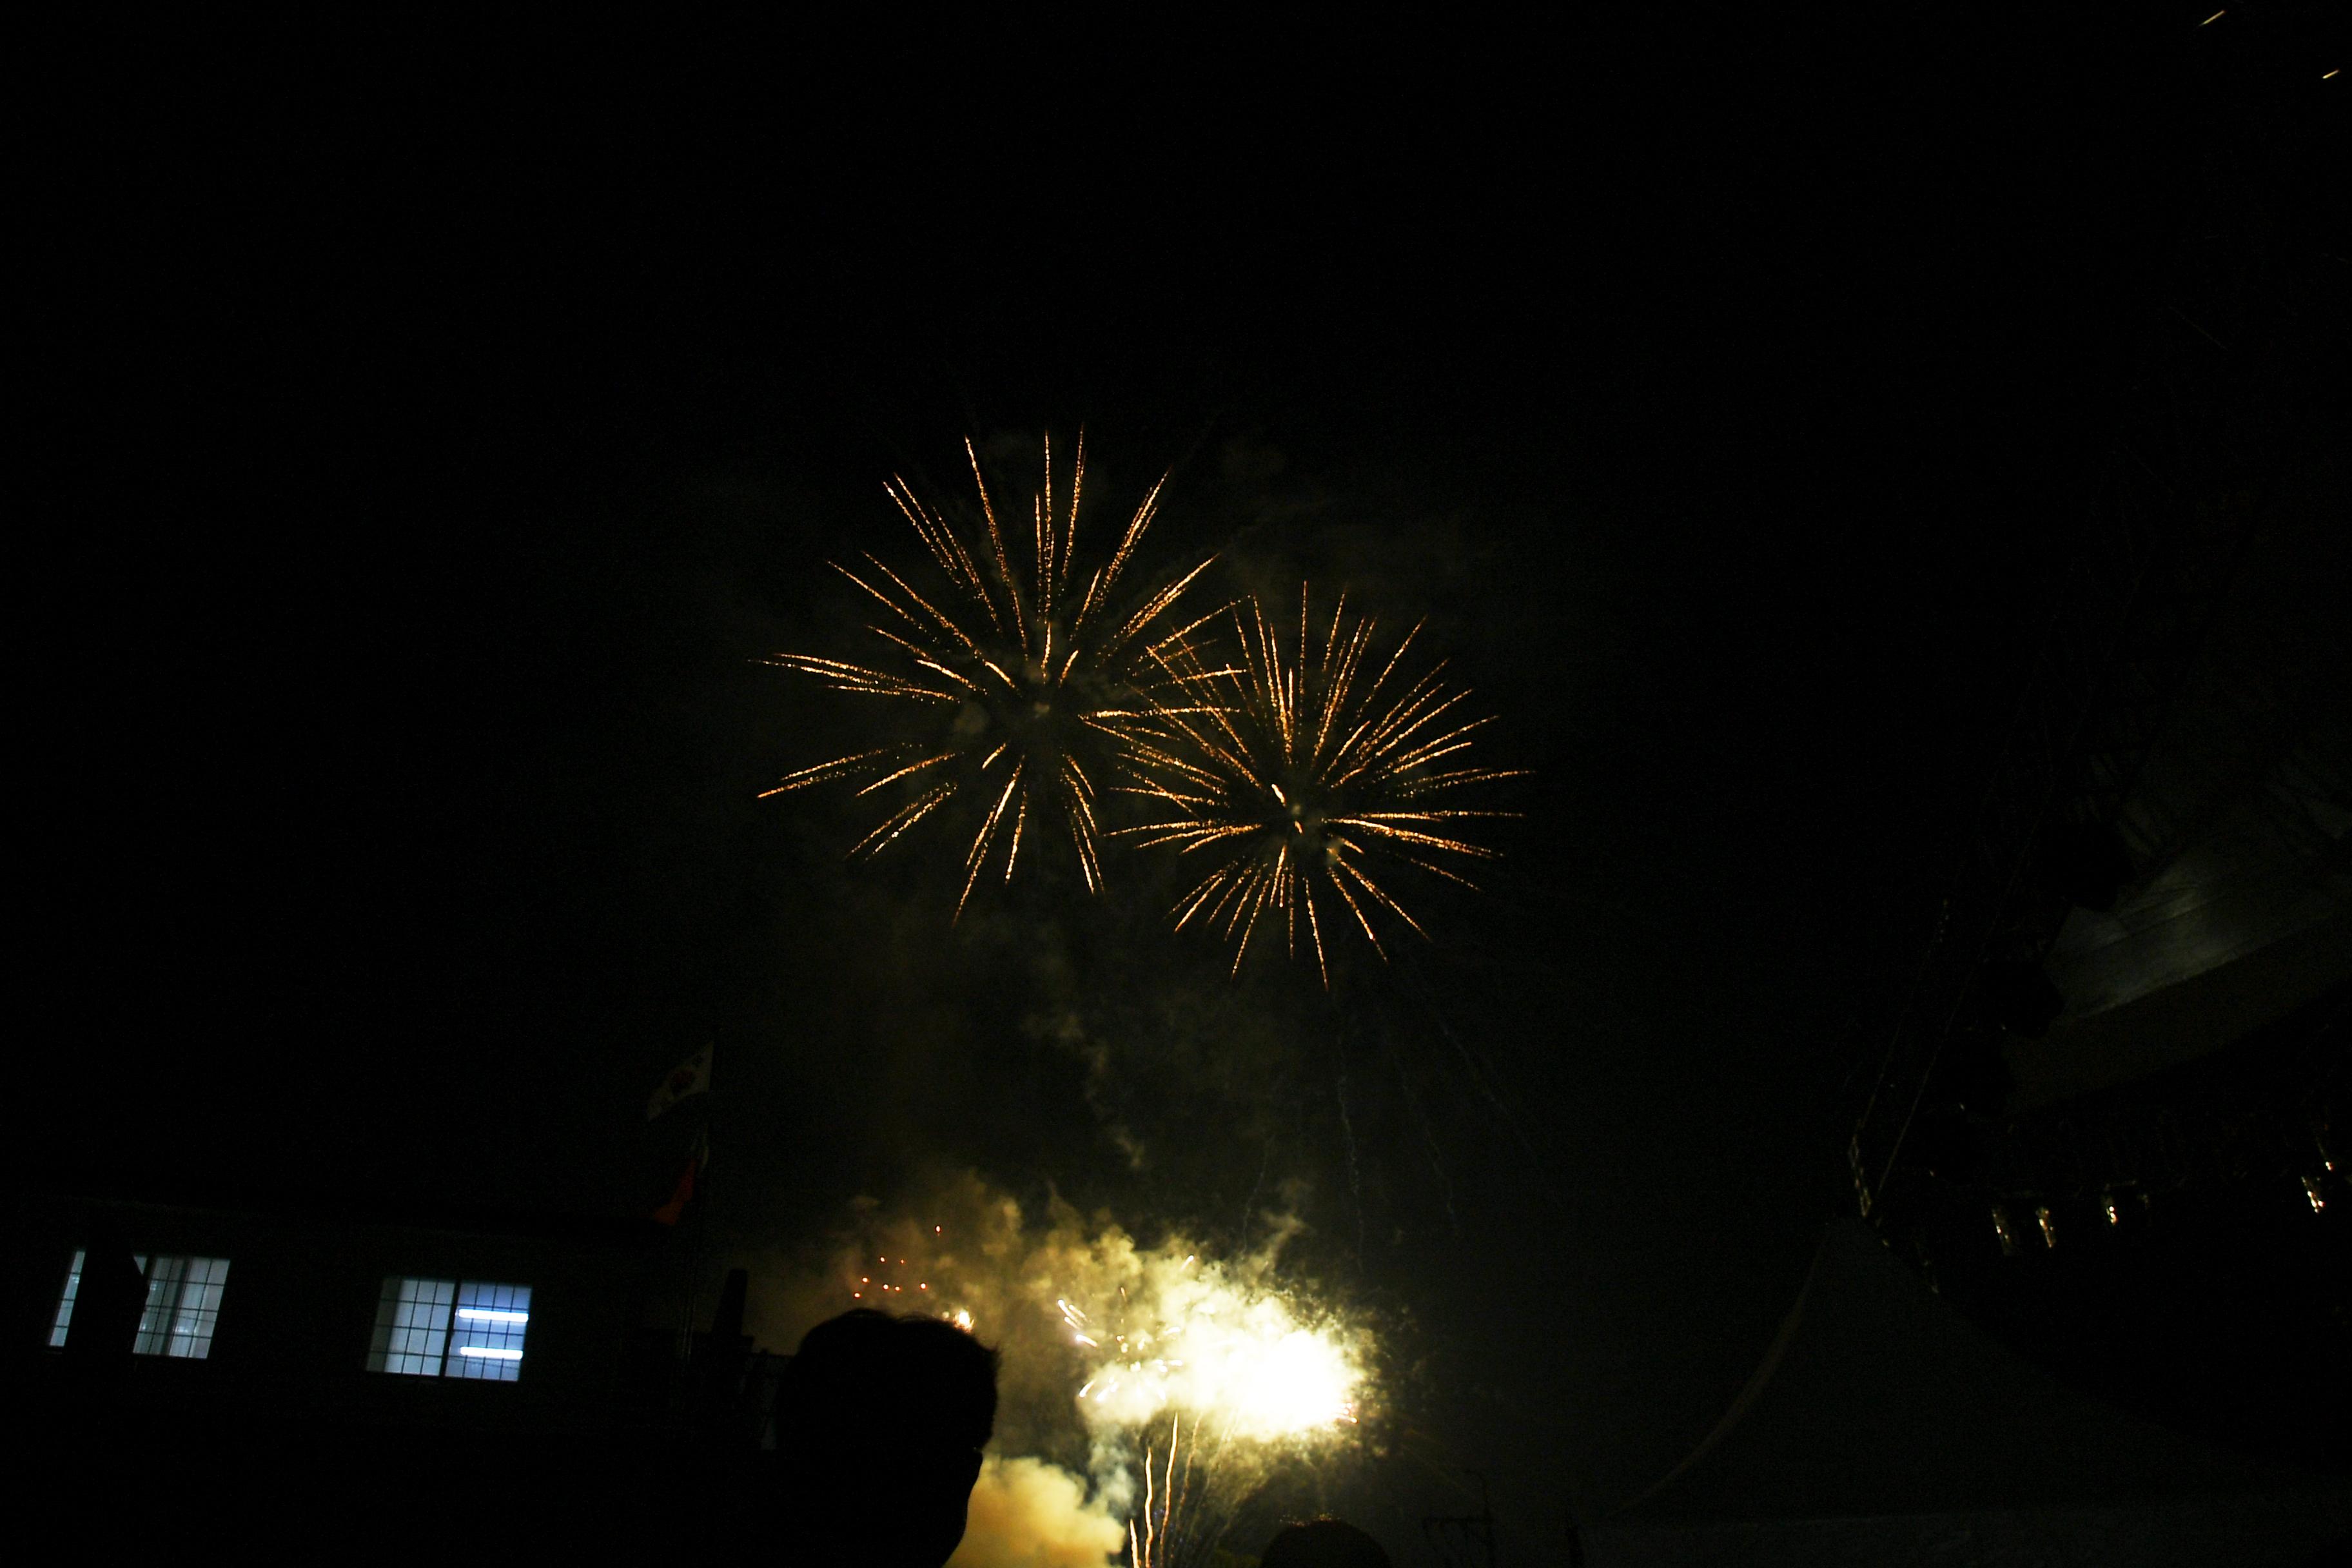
1130;1413;1213;1568
1400;943;1542;1166
1064;1247;1362;1568
1115;587;1525;983
763;435;1215;916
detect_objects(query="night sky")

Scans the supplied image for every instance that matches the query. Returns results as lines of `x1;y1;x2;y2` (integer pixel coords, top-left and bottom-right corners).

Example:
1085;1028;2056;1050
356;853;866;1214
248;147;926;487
25;14;2333;1551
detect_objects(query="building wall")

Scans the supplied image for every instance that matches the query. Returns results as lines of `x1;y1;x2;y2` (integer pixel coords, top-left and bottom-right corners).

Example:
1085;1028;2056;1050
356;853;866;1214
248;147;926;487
11;1197;674;1439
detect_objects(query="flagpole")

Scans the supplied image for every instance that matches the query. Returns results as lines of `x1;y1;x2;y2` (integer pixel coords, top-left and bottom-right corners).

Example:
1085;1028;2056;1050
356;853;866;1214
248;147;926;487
645;1043;716;1377
685;1072;712;1369
691;1044;711;1360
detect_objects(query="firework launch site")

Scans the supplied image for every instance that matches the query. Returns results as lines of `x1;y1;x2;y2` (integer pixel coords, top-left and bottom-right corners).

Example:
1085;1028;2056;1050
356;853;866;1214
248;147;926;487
14;11;2347;1565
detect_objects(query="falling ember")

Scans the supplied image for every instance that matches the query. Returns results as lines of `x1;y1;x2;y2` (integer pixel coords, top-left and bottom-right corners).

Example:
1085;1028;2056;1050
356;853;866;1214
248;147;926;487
1115;586;1524;982
760;433;1215;916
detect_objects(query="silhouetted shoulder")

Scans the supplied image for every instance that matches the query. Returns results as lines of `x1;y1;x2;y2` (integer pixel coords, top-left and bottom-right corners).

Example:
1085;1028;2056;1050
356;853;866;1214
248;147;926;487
767;1308;1001;1568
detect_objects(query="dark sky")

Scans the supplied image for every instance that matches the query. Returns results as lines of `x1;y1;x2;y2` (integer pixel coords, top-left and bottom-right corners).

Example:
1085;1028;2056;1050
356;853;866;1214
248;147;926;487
25;12;2331;1549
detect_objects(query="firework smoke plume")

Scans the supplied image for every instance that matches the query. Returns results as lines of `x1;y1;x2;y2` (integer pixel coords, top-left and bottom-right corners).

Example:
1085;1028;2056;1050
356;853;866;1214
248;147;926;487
755;1171;1371;1567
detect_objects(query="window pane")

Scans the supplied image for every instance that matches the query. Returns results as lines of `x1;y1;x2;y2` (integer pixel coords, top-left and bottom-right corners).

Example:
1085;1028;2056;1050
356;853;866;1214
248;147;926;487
446;1282;531;1382
166;1257;231;1358
132;1255;186;1355
48;1250;86;1349
367;1277;454;1376
128;1256;233;1358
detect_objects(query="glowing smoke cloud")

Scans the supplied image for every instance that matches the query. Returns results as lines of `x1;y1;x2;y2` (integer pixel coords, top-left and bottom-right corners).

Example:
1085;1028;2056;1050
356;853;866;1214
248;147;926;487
948;1456;1128;1568
777;1173;1371;1567
1052;1239;1362;1566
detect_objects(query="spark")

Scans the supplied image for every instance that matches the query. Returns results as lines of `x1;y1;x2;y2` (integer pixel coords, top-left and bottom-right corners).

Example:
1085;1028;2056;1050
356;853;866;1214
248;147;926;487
1115;586;1524;982
762;433;1212;914
1064;1248;1364;1567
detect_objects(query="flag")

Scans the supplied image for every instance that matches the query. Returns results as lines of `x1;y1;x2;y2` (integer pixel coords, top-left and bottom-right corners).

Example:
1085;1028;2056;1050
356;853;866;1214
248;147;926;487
652;1128;709;1226
646;1044;713;1120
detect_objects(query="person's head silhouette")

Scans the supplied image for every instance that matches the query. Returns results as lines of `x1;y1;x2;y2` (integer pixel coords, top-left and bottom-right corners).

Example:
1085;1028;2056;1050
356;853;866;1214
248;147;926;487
771;1308;1000;1567
1259;1516;1394;1567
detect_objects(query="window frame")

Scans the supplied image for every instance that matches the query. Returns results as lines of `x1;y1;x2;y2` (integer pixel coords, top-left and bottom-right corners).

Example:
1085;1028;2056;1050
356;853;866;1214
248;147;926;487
47;1249;84;1348
48;1248;233;1359
131;1254;233;1358
366;1275;534;1382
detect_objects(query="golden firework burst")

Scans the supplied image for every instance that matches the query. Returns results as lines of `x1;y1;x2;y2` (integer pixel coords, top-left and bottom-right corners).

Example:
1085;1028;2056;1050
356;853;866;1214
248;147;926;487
762;435;1216;917
1117;588;1522;983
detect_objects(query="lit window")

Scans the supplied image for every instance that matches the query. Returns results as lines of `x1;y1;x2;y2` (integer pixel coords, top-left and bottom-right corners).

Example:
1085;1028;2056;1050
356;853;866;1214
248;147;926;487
133;1255;233;1357
50;1250;233;1358
48;1250;84;1348
366;1275;452;1375
448;1281;533;1378
367;1277;533;1381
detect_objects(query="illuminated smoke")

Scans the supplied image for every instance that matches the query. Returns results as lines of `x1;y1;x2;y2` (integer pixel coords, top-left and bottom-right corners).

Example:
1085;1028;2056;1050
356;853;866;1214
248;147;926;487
1059;1257;1360;1440
762;1172;1371;1566
948;1456;1126;1568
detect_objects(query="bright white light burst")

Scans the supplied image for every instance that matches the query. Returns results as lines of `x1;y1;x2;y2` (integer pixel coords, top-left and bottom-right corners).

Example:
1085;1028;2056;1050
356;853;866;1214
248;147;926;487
1065;1255;1360;1442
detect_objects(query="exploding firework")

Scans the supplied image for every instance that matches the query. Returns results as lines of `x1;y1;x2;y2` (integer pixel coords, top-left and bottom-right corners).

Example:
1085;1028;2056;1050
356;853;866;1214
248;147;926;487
1061;1260;1358;1440
1116;588;1524;983
763;435;1217;916
1057;1251;1362;1567
812;1179;1369;1568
